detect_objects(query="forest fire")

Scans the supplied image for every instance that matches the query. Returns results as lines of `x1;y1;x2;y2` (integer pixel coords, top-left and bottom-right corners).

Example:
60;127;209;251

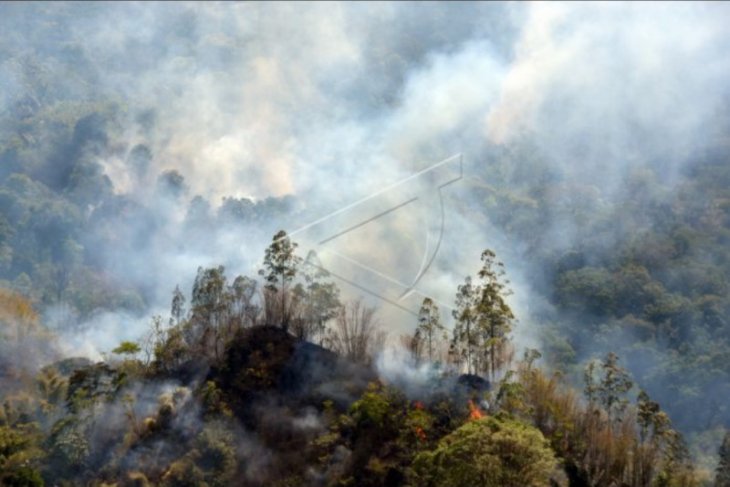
412;401;427;441
468;400;484;420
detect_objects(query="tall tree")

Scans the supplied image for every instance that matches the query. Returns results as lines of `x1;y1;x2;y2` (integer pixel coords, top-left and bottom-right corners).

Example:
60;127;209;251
597;352;633;425
636;390;666;444
170;285;185;327
293;251;340;342
634;390;672;486
475;249;515;380
259;230;302;332
583;359;599;409
452;276;478;374
417;297;444;363
189;266;229;360
452;249;516;378
585;352;633;425
230;275;260;328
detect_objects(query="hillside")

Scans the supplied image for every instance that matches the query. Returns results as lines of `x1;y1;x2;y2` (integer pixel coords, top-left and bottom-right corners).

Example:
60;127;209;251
0;240;715;486
2;2;730;486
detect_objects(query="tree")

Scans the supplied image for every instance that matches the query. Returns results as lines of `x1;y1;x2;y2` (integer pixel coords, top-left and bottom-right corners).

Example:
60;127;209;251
0;424;44;487
583;359;599;409
229;275;260;329
475;249;515;380
637;390;668;444
717;431;730;487
584;352;634;430
112;341;141;356
634;390;672;486
188;266;228;360
292;251;340;341
452;249;516;378
170;285;185;327
597;352;633;425
410;416;557;487
259;230;302;332
326;300;384;364
452;276;478;374
417;297;444;363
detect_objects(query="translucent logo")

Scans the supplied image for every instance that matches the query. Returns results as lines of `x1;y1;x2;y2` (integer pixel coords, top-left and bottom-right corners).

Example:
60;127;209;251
286;154;463;316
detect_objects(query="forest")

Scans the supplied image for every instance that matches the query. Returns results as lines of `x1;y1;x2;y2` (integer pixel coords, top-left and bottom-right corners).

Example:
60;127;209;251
2;2;730;486
0;231;714;486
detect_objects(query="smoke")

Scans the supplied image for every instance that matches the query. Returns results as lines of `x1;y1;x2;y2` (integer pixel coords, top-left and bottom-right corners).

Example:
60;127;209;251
53;309;159;361
375;346;439;396
2;2;729;404
487;2;730;190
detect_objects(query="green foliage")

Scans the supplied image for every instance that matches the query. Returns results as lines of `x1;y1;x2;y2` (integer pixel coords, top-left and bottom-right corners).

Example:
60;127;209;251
496;356;702;487
0;137;144;315
259;230;303;331
312;382;442;487
596;352;633;423
153;243;342;368
451;250;516;378
555;267;616;315
199;381;232;419
637;390;669;443
126;407;236;487
475;250;516;380
410;416;557;487
0;400;44;485
0;259;709;487
193;422;237;486
584;353;634;422
153;324;189;373
349;383;394;430
112;341;141;356
2;70;728;483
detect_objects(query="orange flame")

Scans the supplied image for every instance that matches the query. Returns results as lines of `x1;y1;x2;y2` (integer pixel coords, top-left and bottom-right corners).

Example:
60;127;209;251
468;400;484;420
413;401;424;410
414;426;427;441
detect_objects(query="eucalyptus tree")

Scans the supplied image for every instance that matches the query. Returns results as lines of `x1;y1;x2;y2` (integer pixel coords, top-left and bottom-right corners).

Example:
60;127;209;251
417;297;445;363
259;230;302;332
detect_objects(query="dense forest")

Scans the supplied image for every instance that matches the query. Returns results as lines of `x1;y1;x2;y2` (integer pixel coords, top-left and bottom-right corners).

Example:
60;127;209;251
2;2;730;486
0;233;713;486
